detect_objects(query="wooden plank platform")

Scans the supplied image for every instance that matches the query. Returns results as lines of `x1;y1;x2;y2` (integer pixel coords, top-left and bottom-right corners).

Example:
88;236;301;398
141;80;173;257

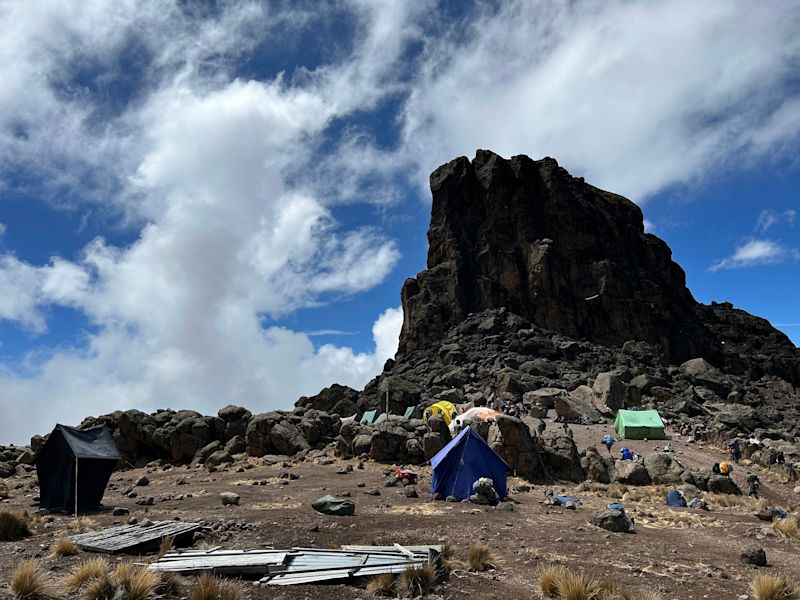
69;521;201;554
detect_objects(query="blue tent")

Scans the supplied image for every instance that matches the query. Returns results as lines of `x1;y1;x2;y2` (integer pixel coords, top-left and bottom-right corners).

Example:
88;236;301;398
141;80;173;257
430;427;510;501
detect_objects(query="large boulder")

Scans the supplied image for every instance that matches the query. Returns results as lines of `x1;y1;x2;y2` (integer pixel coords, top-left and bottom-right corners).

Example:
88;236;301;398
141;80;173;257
679;358;731;397
423;432;447;461
540;431;584;482
707;474;742;496
489;415;551;483
554;394;603;423
296;384;360;415
311;495;355;516
593;371;628;412
218;405;252;441
613;460;651;486
246;413;309;457
643;453;686;484
590;509;632;533
523;388;566;409
581;446;613;484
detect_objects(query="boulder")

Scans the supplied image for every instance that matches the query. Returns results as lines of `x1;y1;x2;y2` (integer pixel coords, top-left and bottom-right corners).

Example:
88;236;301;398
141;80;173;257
524;388;566;409
224;435;246;455
220;492;240;506
590;509;632;533
707;474;742;496
613;460;651;486
679;358;731;397
740;545;767;567
581;446;613;484
554;394;602;423
311;495;355;516
489;415;552;483
423;432;447;461
643;453;686;484
0;461;15;478
593;371;627;412
206;451;234;468
540;431;584;482
217;405;252;440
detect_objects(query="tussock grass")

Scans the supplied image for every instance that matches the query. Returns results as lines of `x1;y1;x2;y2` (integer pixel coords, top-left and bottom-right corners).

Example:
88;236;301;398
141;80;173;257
538;564;569;597
154;537;172;561
557;571;602;600
114;563;159;600
64;557;110;592
155;572;182;598
49;538;81;557
365;573;396;597
467;542;495;572
536;563;663;600
187;573;245;600
0;480;9;499
396;564;436;597
10;559;60;600
67;517;99;533
80;573;114;600
749;573;800;600
773;515;800;540
0;510;31;540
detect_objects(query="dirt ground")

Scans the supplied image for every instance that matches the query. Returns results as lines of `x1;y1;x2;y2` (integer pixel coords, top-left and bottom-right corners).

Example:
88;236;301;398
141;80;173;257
2;420;800;599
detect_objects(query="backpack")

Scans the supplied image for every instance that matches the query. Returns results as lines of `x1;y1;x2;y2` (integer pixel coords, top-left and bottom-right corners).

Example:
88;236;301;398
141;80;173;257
603;435;613;445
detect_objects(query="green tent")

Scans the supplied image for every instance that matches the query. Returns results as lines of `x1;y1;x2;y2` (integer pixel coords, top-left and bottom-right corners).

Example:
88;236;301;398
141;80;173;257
614;409;666;440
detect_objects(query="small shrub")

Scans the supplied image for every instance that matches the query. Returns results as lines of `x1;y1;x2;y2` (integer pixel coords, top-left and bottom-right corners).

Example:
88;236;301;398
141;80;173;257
623;590;665;600
467;542;495;572
187;573;245;600
10;559;59;600
366;572;396;597
0;510;31;540
64;557;110;592
396;564;436;597
67;517;99;533
538;564;569;597
50;538;81;557
749;573;800;600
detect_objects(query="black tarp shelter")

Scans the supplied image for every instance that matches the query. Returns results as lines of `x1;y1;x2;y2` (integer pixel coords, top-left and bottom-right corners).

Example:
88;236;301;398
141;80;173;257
36;424;121;514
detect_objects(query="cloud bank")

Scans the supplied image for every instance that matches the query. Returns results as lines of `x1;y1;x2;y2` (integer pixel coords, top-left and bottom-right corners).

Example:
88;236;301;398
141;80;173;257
0;1;798;443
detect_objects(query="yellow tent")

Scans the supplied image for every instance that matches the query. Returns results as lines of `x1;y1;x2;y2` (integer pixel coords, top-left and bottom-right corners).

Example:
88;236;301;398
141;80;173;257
424;400;457;425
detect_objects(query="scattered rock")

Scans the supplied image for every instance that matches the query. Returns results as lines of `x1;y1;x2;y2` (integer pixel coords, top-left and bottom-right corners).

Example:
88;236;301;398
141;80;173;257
740;545;767;567
220;492;241;506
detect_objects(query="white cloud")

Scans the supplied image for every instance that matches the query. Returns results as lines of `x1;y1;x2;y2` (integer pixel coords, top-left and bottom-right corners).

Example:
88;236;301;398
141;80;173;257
398;1;800;201
643;219;656;234
756;209;797;232
0;222;5;239
710;238;799;271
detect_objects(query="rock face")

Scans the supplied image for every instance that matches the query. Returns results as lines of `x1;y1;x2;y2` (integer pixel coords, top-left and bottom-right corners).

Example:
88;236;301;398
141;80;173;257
397;150;799;386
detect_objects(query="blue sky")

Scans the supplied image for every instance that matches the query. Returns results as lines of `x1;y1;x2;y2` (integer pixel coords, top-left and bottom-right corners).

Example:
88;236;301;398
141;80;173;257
0;1;798;443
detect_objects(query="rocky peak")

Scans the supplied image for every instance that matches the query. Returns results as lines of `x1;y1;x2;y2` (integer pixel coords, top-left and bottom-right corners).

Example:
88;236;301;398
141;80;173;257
399;150;798;385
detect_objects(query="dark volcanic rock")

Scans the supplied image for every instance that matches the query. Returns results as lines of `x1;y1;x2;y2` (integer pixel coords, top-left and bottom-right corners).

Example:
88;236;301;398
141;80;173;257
397;150;799;385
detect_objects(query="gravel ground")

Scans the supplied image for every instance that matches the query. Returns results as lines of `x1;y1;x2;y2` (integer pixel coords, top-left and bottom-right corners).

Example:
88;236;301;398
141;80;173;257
1;422;799;599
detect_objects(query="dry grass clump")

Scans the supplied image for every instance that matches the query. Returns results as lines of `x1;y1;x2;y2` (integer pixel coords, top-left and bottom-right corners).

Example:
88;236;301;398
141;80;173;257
772;515;800;540
154;536;173;561
0;480;9;499
467;542;495;572
81;573;114;600
538;564;570;597
0;510;31;540
537;563;663;600
749;573;800;600
67;517;99;533
155;571;182;597
63;557;110;592
49;538;81;557
10;559;60;600
396;564;436;597
366;572;397;597
187;573;245;600
113;563;159;600
557;572;602;600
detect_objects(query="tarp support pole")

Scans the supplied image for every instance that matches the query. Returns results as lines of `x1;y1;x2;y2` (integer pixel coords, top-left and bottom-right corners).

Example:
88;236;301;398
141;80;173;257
74;457;78;518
